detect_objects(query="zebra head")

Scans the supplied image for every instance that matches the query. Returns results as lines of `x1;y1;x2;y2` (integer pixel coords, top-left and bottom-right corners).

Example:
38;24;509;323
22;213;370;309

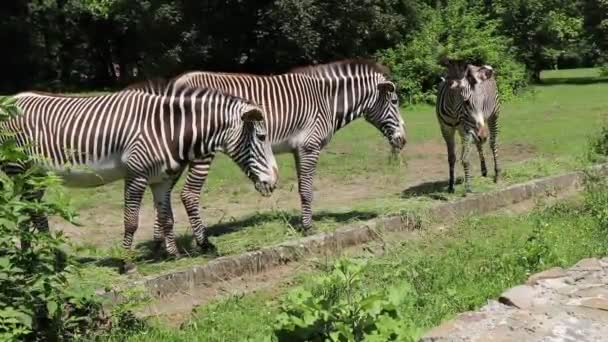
365;80;407;152
226;104;278;197
442;59;495;143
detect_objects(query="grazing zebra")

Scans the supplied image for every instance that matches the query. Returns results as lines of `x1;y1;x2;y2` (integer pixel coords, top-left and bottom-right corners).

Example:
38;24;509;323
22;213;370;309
167;59;406;240
1;82;278;256
436;59;500;194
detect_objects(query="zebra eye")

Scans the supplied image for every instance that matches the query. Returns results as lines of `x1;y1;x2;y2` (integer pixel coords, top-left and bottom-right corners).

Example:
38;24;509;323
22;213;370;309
390;98;398;105
256;133;267;141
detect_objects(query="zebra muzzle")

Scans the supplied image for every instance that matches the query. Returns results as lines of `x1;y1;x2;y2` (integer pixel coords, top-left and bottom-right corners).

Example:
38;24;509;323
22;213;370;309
477;125;489;142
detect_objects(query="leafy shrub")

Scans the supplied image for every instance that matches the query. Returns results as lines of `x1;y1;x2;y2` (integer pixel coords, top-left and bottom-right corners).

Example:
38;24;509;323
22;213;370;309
600;64;608;77
377;0;527;105
583;170;608;231
587;122;608;163
274;258;419;341
0;97;106;340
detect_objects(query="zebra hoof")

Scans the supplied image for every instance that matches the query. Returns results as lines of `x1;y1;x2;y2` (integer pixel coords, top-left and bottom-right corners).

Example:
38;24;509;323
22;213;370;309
198;240;219;256
166;251;181;260
482;171;488;177
119;261;137;275
447;187;455;194
301;227;315;236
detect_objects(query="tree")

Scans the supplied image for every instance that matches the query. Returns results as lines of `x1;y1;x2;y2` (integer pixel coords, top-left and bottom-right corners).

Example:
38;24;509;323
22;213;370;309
583;0;608;62
378;0;527;104
490;0;584;81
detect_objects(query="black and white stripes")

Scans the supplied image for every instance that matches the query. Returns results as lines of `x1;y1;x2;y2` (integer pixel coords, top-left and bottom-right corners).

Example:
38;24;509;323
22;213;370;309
436;59;500;194
171;59;406;233
2;82;278;255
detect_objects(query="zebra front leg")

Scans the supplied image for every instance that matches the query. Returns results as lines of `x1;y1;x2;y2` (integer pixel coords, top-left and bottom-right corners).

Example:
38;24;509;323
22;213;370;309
489;116;500;183
441;127;457;193
181;157;217;253
294;148;320;233
151;180;179;258
461;133;474;195
476;142;488;177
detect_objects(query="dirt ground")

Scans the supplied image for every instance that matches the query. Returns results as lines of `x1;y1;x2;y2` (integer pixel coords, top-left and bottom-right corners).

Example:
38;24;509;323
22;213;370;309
53;141;537;248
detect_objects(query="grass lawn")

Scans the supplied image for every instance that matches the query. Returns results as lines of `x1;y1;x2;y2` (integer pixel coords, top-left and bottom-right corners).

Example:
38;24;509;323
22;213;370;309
98;188;608;341
53;68;608;284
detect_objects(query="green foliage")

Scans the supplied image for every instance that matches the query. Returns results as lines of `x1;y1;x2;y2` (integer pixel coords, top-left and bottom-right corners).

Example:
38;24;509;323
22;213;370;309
583;0;608;57
491;0;585;79
274;258;419;341
377;0;527;104
601;64;608;77
587;121;608;163
0;98;105;340
583;170;608;232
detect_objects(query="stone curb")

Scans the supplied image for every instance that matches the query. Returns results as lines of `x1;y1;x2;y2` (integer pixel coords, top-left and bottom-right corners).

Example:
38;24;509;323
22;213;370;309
101;163;608;303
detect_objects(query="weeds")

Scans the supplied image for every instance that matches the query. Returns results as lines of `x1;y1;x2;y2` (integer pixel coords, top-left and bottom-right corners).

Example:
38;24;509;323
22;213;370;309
274;258;419;342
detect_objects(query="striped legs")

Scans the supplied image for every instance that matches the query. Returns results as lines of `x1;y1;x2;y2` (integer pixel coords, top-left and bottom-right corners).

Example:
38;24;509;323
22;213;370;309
181;156;216;251
152;176;181;250
294;148;320;232
460;132;474;194
122;176;147;250
441;126;457;193
489;115;500;183
477;142;487;177
150;180;179;256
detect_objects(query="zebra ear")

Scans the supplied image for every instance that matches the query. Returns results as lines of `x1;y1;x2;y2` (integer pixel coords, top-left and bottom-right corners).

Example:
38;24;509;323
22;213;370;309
378;81;396;93
478;65;494;81
241;106;264;122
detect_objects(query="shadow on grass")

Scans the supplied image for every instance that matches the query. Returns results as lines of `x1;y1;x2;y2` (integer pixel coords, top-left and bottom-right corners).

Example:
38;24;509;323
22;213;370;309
207;210;379;237
401;178;463;201
539;77;608;86
77;209;380;271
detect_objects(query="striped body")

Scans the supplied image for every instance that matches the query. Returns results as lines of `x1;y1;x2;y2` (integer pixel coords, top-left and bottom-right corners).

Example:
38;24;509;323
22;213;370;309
2;84;277;255
168;60;406;238
436;60;500;193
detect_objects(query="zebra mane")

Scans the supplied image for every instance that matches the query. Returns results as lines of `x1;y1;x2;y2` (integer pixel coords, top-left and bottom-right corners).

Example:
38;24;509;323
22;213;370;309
123;78;179;95
124;78;257;106
288;59;391;77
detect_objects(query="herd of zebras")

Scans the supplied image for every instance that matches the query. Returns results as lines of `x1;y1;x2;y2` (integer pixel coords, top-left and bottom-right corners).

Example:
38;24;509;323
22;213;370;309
0;58;499;257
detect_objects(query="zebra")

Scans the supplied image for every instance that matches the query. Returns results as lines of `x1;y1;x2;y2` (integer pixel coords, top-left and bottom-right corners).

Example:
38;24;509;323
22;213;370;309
164;59;406;243
436;59;500;194
1;81;278;256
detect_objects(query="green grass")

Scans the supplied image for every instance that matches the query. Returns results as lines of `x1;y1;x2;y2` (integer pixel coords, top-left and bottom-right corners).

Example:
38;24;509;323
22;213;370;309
97;192;608;341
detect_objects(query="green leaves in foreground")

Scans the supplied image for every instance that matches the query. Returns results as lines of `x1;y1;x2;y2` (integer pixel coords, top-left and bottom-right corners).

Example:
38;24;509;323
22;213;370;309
274;259;419;342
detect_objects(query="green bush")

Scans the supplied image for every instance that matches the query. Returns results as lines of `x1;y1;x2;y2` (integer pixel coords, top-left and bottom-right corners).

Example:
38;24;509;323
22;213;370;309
273;258;419;341
587;122;608;163
583;170;608;232
600;64;608;77
0;97;105;340
377;0;527;105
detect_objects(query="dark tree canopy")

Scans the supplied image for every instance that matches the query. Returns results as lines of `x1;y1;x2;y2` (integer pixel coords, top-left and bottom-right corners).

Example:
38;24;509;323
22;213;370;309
0;0;602;100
